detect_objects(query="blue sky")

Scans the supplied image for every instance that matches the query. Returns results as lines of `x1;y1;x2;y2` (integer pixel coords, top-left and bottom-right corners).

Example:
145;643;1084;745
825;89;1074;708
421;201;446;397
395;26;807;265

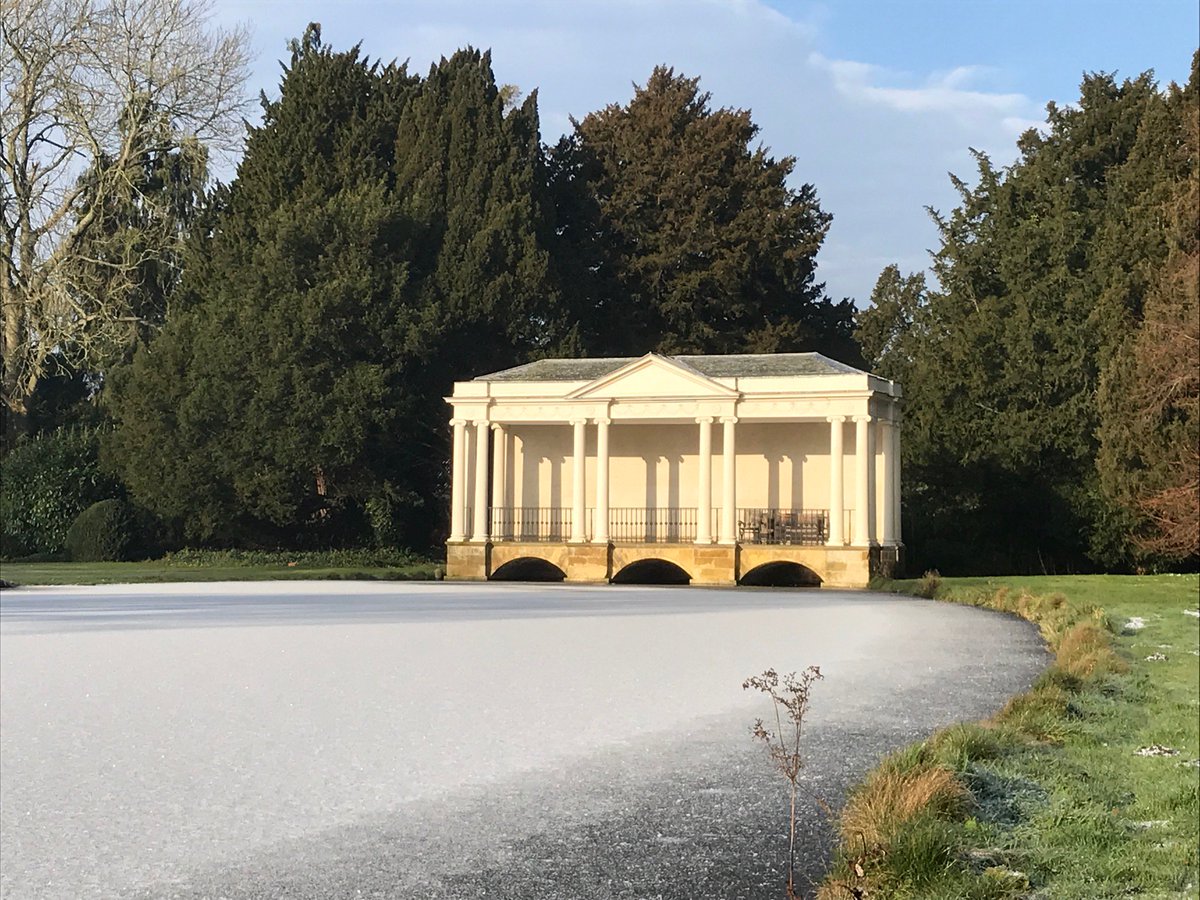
211;0;1198;306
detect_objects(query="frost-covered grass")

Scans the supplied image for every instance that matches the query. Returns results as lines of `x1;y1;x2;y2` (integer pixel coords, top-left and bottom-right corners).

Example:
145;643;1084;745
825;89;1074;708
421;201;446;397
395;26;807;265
821;574;1200;899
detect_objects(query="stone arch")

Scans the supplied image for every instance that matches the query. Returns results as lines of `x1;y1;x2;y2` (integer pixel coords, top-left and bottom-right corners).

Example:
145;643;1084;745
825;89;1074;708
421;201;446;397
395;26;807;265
739;560;823;587
611;558;692;585
490;557;567;582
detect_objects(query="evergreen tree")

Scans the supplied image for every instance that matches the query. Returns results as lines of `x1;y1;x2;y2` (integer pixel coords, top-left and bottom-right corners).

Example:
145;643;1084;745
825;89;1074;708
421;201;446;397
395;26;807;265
548;67;858;361
391;48;556;381
854;265;928;380
861;60;1196;574
106;28;551;547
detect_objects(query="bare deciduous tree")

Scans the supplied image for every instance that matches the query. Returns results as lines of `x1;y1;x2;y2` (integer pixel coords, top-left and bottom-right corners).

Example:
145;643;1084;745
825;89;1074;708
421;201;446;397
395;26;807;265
0;0;250;438
1131;249;1199;560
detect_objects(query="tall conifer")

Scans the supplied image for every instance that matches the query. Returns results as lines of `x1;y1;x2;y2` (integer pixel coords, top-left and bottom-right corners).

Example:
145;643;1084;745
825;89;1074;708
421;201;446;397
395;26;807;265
549;67;857;360
861;57;1197;573
107;30;551;546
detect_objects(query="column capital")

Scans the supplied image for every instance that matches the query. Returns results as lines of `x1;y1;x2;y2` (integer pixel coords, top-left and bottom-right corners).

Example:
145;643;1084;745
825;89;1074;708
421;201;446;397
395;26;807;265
853;414;873;424
720;415;739;424
490;421;505;431
695;415;714;425
569;417;588;427
826;415;846;424
593;417;612;426
472;418;489;427
449;417;468;427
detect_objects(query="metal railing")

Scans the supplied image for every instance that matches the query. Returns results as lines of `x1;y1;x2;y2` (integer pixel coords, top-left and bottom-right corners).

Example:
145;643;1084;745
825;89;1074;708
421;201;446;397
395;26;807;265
737;508;829;545
480;506;840;544
609;507;703;543
490;507;572;542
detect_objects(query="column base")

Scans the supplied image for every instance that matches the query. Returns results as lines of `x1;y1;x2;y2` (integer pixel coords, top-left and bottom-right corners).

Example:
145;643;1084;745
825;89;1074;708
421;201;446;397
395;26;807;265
446;542;488;580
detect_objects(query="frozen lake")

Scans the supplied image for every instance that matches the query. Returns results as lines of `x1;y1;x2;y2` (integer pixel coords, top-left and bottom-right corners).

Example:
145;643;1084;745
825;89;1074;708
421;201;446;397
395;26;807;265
0;581;1047;899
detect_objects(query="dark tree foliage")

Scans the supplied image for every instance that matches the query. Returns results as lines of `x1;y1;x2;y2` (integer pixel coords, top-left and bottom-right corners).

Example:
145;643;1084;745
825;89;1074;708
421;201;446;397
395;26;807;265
855;265;928;381
547;66;859;362
72;129;211;350
860;56;1199;574
106;27;552;547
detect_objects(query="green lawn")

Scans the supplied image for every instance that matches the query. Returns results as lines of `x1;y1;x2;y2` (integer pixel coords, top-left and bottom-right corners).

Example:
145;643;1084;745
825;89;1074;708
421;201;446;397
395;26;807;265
0;559;440;586
961;575;1199;898
822;574;1200;899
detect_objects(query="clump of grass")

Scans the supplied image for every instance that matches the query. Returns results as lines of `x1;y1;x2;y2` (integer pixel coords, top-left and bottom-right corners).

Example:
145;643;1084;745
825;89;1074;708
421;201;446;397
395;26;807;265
913;568;942;598
989;683;1071;743
839;763;971;848
926;723;1015;769
1055;622;1127;680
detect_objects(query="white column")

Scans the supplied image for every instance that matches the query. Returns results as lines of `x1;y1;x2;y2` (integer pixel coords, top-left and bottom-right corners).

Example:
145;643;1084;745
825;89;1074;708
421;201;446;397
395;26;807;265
594;417;610;543
719;416;737;544
491;424;506;538
449;418;467;542
570;418;587;542
827;416;845;546
695;416;713;544
892;421;903;544
853;415;874;546
471;420;489;542
881;420;896;544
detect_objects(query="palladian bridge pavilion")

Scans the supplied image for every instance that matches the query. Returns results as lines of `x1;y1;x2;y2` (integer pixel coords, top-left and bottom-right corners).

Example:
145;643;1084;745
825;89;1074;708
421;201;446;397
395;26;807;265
444;352;902;588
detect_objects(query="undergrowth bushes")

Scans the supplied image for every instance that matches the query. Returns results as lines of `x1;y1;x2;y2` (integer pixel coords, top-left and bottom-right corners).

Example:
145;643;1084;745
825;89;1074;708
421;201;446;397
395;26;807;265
1;426;125;558
161;547;426;568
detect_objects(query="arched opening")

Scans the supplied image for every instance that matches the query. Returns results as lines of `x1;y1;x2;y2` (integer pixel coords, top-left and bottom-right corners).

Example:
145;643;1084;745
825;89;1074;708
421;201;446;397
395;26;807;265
739;561;823;588
612;558;692;585
490;557;566;582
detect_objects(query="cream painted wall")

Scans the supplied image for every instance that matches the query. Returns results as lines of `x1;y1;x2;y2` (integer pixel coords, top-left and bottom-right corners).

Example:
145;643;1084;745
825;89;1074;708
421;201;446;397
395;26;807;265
495;422;866;524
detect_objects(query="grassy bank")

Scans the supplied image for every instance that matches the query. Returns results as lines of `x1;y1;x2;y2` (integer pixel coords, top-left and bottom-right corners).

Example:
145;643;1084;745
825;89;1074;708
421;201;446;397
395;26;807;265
820;574;1200;899
0;549;441;586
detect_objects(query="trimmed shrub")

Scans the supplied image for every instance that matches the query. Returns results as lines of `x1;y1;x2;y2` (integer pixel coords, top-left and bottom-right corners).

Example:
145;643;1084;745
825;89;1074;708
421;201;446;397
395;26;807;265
65;499;138;562
1;427;125;558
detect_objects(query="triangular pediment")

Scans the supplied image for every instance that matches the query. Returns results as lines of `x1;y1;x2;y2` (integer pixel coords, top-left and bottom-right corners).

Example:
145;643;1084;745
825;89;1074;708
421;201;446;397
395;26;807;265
566;353;739;400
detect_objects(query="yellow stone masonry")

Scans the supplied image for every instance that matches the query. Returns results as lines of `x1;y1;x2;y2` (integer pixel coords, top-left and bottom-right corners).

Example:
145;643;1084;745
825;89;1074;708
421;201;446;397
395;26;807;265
447;541;887;587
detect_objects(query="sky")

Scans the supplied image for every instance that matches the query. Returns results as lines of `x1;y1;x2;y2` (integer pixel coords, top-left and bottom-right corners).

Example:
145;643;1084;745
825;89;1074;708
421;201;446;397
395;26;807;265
209;0;1198;306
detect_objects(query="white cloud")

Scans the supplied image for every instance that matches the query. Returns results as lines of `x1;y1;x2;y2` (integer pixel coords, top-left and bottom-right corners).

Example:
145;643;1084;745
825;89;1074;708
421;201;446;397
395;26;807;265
810;52;1038;125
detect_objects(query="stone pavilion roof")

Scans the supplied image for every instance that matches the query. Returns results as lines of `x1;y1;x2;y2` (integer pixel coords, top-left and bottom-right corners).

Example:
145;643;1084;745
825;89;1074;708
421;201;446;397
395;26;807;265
474;352;866;382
